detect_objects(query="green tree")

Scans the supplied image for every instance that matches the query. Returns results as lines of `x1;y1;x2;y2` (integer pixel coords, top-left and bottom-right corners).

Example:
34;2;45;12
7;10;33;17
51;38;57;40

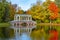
0;0;17;22
0;2;5;22
0;0;10;22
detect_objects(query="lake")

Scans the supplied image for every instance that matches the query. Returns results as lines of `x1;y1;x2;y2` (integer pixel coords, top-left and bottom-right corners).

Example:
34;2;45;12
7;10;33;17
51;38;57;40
0;25;60;40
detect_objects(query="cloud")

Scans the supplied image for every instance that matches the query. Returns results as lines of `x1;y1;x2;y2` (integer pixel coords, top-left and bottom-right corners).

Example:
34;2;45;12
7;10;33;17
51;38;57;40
9;0;46;11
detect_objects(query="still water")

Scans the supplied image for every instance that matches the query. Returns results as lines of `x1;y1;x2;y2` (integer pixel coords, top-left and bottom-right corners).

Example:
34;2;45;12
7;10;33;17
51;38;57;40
15;32;31;40
0;26;60;40
0;32;32;40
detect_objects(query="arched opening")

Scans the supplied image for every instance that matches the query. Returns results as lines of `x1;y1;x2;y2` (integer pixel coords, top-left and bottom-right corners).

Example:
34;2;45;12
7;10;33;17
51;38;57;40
17;16;19;21
14;23;16;26
29;17;31;20
17;23;19;27
21;22;27;27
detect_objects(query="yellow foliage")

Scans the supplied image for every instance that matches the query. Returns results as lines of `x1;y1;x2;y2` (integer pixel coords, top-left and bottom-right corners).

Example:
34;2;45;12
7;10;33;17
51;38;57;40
9;4;16;20
17;10;23;14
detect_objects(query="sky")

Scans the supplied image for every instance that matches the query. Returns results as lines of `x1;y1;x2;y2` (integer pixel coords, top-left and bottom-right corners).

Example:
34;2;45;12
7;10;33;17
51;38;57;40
8;0;46;11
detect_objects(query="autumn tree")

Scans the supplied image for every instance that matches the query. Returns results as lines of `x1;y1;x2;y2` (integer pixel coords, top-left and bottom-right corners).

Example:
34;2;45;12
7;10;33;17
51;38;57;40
9;4;17;20
43;0;59;23
17;9;24;14
48;2;58;20
27;4;44;20
26;4;46;23
26;0;53;23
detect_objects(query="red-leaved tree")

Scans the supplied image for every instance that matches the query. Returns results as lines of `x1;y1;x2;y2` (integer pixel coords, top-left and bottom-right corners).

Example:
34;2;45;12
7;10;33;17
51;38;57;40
48;2;58;20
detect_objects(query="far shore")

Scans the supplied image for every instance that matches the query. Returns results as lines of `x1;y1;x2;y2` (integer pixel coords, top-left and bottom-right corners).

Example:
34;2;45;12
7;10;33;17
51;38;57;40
38;23;60;26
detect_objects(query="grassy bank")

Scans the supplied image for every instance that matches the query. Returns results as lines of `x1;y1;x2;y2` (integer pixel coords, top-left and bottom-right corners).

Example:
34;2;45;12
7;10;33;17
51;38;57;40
0;23;10;27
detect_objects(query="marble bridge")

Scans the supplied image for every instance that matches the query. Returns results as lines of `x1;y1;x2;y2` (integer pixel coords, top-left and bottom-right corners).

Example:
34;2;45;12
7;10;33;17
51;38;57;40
10;14;36;36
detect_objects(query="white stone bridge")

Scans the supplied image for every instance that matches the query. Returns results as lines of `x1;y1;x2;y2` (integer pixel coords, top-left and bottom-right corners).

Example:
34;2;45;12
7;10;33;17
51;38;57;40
10;14;36;36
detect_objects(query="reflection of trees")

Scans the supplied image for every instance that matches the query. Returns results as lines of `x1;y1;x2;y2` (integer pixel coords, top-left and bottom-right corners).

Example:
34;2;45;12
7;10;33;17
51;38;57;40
31;25;60;40
0;28;14;38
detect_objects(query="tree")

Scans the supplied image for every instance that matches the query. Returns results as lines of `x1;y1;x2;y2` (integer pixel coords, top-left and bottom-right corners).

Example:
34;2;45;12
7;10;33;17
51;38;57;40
48;2;58;20
26;0;54;23
26;4;44;20
0;2;5;22
0;0;10;22
9;4;17;20
55;0;60;8
17;9;24;14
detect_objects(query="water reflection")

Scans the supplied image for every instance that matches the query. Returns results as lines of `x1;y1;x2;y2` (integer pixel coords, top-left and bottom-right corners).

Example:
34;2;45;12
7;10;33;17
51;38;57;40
19;33;31;40
14;32;31;40
0;25;60;40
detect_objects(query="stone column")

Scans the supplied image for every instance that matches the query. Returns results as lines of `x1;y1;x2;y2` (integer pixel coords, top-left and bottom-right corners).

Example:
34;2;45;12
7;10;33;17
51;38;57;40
27;17;28;20
26;16;27;21
28;17;29;21
12;23;14;27
16;16;17;21
30;17;32;20
19;16;20;21
24;16;25;21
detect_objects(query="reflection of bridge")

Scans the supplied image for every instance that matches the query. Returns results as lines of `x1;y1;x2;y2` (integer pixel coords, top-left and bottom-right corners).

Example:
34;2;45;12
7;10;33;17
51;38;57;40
10;14;36;37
